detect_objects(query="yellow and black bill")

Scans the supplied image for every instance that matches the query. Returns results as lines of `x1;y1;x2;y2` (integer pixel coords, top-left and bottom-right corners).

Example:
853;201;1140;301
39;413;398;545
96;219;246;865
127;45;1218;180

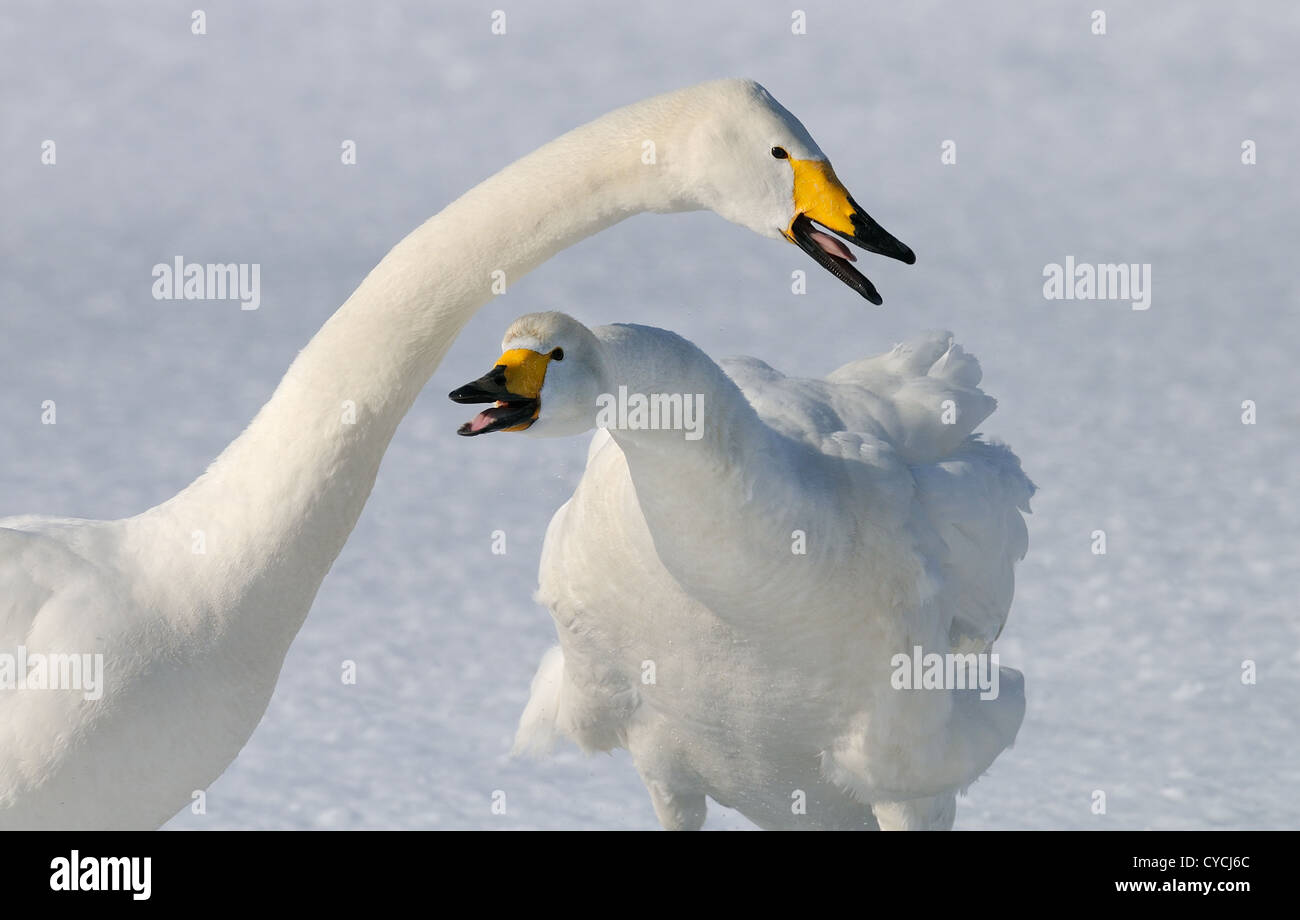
449;348;550;436
784;158;915;305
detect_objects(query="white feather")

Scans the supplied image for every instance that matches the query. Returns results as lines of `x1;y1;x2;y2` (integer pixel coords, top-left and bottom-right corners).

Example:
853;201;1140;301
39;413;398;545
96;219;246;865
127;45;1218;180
492;314;1034;830
1;79;862;828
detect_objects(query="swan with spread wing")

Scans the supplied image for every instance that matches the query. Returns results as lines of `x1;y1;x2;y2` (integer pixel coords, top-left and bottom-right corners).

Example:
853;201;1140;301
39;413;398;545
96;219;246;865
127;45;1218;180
452;312;1031;830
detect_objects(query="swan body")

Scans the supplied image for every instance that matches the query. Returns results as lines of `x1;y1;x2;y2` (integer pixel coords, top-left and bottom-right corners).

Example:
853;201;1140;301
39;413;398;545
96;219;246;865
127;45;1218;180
0;79;914;829
452;312;1033;830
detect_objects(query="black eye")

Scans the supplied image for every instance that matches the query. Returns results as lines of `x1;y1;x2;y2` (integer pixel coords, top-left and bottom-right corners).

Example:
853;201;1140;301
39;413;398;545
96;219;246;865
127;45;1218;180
550;347;564;361
770;146;788;159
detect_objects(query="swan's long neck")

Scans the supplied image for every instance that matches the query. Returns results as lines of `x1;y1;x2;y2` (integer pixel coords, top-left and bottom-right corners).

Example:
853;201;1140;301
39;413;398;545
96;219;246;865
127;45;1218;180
595;326;844;617
148;103;688;639
595;324;768;462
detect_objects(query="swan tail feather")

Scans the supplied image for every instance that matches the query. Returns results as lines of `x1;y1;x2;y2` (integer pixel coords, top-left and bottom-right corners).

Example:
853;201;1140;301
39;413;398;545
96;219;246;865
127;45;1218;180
511;645;566;759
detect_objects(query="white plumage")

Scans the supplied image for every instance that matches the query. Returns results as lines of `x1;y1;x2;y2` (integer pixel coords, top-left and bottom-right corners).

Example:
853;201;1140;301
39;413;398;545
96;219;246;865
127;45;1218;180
1;79;914;828
457;312;1033;830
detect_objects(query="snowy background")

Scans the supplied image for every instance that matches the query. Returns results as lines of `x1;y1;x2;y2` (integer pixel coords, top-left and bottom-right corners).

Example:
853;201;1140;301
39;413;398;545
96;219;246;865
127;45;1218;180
2;1;1297;829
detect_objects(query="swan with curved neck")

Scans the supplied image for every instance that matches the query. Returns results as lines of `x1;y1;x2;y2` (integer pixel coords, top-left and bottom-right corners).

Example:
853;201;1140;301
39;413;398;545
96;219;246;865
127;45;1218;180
451;311;1032;830
0;79;914;829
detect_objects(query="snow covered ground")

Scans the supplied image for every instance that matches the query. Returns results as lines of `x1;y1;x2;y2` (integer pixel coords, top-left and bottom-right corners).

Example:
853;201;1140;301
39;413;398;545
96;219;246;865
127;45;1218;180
1;1;1296;829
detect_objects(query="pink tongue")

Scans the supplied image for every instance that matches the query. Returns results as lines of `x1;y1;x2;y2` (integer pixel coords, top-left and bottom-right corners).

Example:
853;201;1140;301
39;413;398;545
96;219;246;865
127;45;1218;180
468;409;501;433
809;228;856;262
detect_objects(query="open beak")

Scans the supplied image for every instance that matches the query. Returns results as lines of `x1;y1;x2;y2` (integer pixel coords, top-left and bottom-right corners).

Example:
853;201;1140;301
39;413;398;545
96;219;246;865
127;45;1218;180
783;158;915;305
449;348;549;436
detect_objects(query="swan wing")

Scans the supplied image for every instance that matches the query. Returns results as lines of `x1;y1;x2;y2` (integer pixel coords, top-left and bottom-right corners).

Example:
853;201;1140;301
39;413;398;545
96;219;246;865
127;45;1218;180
0;522;100;649
824;330;996;463
0;521;122;818
914;439;1034;650
729;331;1032;647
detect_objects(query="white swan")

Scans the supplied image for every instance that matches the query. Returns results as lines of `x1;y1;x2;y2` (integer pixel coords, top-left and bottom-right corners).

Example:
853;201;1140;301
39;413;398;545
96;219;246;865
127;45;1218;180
450;311;1033;830
0;79;916;829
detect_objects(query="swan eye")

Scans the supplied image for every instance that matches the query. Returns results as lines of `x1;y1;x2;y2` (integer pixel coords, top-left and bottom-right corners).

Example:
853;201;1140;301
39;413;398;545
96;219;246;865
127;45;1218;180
770;146;788;159
550;347;564;361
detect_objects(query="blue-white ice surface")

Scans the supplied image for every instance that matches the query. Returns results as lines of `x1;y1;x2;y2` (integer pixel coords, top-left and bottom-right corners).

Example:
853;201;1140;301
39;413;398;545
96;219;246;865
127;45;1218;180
1;1;1297;829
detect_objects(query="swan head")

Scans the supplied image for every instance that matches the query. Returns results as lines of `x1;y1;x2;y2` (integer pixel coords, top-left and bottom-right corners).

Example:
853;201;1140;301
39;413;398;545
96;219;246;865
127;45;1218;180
449;312;605;438
672;78;915;304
